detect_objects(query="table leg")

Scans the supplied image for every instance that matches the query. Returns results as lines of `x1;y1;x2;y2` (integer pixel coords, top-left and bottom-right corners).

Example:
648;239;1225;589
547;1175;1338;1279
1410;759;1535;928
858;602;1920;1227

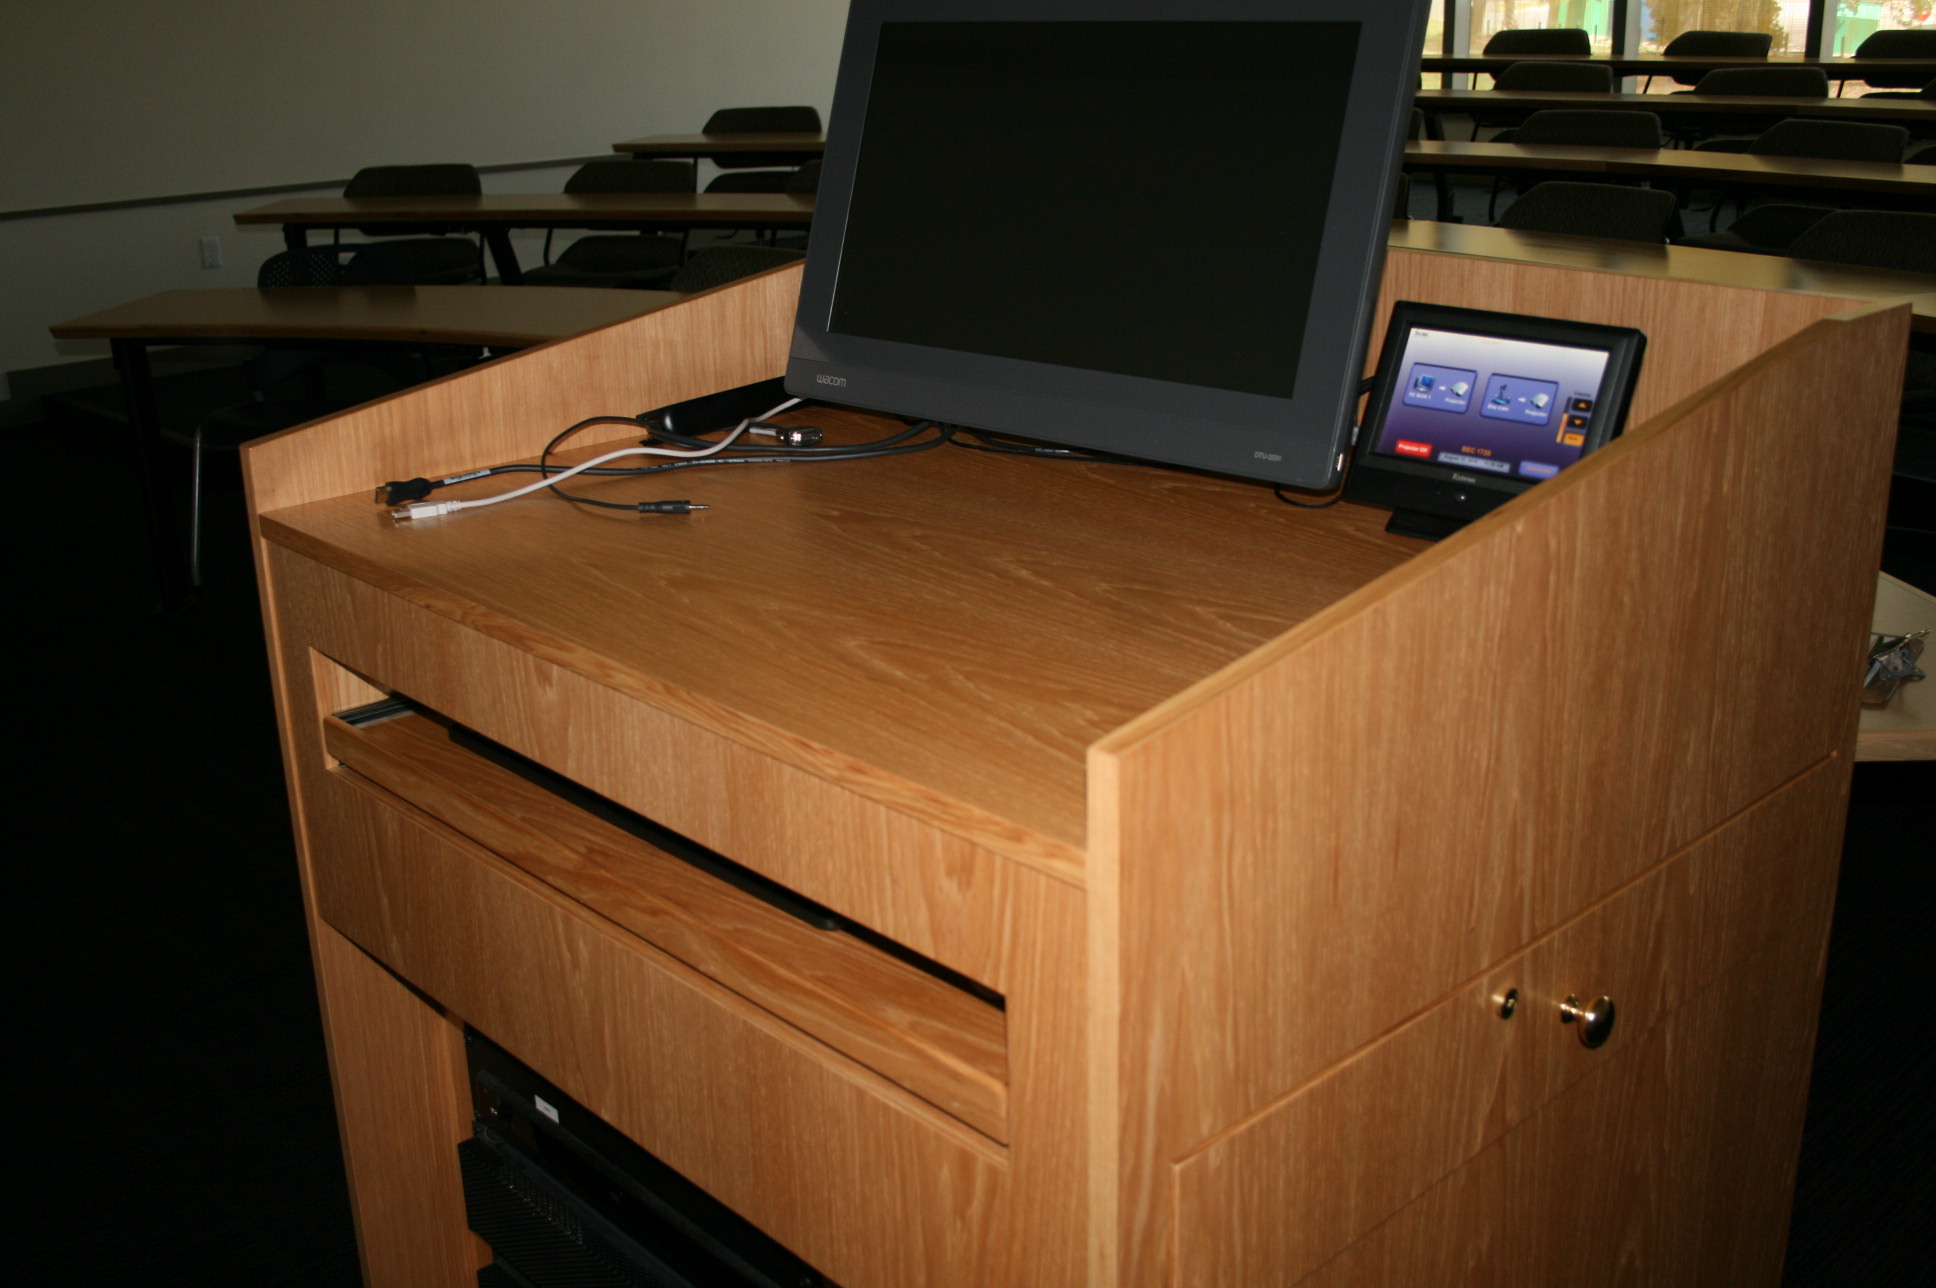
284;224;308;254
112;338;190;609
482;228;523;284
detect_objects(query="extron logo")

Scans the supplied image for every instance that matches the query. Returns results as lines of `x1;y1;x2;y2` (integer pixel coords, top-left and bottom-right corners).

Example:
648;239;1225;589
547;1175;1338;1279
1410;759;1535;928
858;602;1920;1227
816;374;848;387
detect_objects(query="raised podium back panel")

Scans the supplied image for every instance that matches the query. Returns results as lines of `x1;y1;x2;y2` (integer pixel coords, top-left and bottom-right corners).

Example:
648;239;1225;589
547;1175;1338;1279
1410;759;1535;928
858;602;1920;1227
1095;306;1905;1287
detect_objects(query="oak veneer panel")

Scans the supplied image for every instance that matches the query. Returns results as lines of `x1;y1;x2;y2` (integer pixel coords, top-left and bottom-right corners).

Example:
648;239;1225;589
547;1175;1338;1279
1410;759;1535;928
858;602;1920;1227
242;264;803;516
1091;307;1901;1287
261;417;1422;874
1373;240;1884;421
323;709;1010;1142
1287;926;1829;1287
1169;757;1846;1288
310;923;484;1288
271;545;1061;985
308;762;1029;1288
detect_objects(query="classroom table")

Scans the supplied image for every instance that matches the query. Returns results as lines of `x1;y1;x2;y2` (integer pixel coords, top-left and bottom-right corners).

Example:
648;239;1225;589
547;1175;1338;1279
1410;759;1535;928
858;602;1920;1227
609;131;825;160
1415;86;1936;128
1404;141;1935;198
50;285;681;605
232;194;816;284
1401;139;1936;217
1421;53;1936;87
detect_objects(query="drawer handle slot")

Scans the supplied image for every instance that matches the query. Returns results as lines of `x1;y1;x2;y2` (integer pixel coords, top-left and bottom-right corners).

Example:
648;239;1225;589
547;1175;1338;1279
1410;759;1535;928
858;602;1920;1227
1559;994;1617;1048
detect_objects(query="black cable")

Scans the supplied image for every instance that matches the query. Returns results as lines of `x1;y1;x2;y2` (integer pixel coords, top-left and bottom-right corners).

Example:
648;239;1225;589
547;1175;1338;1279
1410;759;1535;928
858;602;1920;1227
534;416;948;509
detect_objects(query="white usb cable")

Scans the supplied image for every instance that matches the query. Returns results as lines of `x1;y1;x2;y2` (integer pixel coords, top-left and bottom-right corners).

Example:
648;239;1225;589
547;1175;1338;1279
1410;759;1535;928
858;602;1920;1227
389;398;802;521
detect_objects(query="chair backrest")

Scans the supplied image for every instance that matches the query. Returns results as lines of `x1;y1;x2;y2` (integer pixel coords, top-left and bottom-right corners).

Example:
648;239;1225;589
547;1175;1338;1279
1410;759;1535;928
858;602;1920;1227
564;160;696;194
1854;29;1936;87
343;164;481;197
255;244;417;287
704;170;797;193
1908;143;1936;165
1660;28;1774;85
342;164;481;238
1784;209;1936;274
1748;118;1910;163
785;159;822;194
1692;66;1830;97
1483;28;1591;57
1511;109;1664;148
1493;60;1615;93
667;245;806;294
1495;181;1678;243
702;105;824;169
1663;29;1775;58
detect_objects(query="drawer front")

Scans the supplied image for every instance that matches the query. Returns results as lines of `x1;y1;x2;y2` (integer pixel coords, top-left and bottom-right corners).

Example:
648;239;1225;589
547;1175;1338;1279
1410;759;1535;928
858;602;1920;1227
270;543;1043;993
306;759;1012;1288
1170;758;1844;1288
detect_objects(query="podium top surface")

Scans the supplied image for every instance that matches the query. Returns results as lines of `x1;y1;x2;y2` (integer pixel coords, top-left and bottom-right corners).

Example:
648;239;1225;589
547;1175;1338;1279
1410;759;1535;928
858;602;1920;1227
259;412;1426;859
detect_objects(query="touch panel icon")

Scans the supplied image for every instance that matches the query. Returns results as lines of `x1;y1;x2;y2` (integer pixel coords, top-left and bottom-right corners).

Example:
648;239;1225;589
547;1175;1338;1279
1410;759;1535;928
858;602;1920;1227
1479;373;1561;426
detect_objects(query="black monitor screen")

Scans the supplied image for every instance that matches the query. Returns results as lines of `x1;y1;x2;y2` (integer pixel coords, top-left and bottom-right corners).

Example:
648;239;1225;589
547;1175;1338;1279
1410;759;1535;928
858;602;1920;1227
790;0;1431;490
828;21;1359;402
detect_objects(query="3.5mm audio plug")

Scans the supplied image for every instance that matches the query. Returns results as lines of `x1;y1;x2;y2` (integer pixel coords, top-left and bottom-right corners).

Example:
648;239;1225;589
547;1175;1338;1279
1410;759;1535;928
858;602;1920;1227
635;500;709;515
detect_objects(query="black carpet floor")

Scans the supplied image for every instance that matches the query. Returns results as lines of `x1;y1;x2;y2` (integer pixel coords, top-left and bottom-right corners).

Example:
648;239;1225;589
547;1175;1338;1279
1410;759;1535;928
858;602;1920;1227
11;356;1930;1285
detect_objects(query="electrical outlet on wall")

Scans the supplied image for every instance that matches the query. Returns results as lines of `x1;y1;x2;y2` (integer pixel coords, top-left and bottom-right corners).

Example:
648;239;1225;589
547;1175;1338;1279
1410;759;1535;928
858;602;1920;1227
200;237;222;269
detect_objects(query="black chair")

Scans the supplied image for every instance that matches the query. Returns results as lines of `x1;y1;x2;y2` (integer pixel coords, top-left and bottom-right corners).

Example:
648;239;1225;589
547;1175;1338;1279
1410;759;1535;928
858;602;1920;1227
1484;110;1665;219
522;161;696;290
1851;30;1936;91
1495;180;1678;243
1482;29;1591;57
1472;61;1615;138
180;246;433;585
1785;209;1936;275
1679;118;1914;246
1688;66;1831;97
1676;202;1838;253
1909;143;1936;165
1738;117;1911;162
667;245;805;293
1860;75;1936;105
1672;67;1834;149
338;164;486;284
1643;30;1773;92
702;106;823;193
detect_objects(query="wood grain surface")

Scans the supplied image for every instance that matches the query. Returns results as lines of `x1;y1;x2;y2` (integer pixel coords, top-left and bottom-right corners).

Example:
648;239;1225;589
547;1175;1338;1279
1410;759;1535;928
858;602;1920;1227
1169;757;1845;1287
49;285;680;346
1417;86;1936;123
1091;305;1901;1287
324;707;1011;1141
233;192;814;228
1384;220;1936;335
610;131;826;157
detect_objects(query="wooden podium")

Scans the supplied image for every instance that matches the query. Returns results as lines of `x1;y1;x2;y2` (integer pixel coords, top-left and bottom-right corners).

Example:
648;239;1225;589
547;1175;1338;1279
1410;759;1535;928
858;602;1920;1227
244;255;1906;1288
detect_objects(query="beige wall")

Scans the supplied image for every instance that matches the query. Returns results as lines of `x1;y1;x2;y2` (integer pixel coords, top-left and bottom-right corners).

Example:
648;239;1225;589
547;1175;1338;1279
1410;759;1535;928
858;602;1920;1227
1;0;847;404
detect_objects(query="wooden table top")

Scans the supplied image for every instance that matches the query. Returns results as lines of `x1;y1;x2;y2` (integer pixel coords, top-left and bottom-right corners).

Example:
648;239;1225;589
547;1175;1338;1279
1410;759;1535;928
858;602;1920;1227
50;285;681;347
610;131;826;157
1403;140;1936;196
1422;53;1936;80
1386;220;1936;332
233;193;816;228
1416;86;1936;122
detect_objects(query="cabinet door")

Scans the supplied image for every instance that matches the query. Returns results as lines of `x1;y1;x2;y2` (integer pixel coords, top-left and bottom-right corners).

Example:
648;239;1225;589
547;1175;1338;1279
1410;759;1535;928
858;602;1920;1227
1171;758;1843;1288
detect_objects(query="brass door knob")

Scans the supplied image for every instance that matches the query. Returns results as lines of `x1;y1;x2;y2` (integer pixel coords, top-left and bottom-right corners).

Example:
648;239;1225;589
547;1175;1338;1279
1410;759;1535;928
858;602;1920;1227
1560;994;1616;1048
